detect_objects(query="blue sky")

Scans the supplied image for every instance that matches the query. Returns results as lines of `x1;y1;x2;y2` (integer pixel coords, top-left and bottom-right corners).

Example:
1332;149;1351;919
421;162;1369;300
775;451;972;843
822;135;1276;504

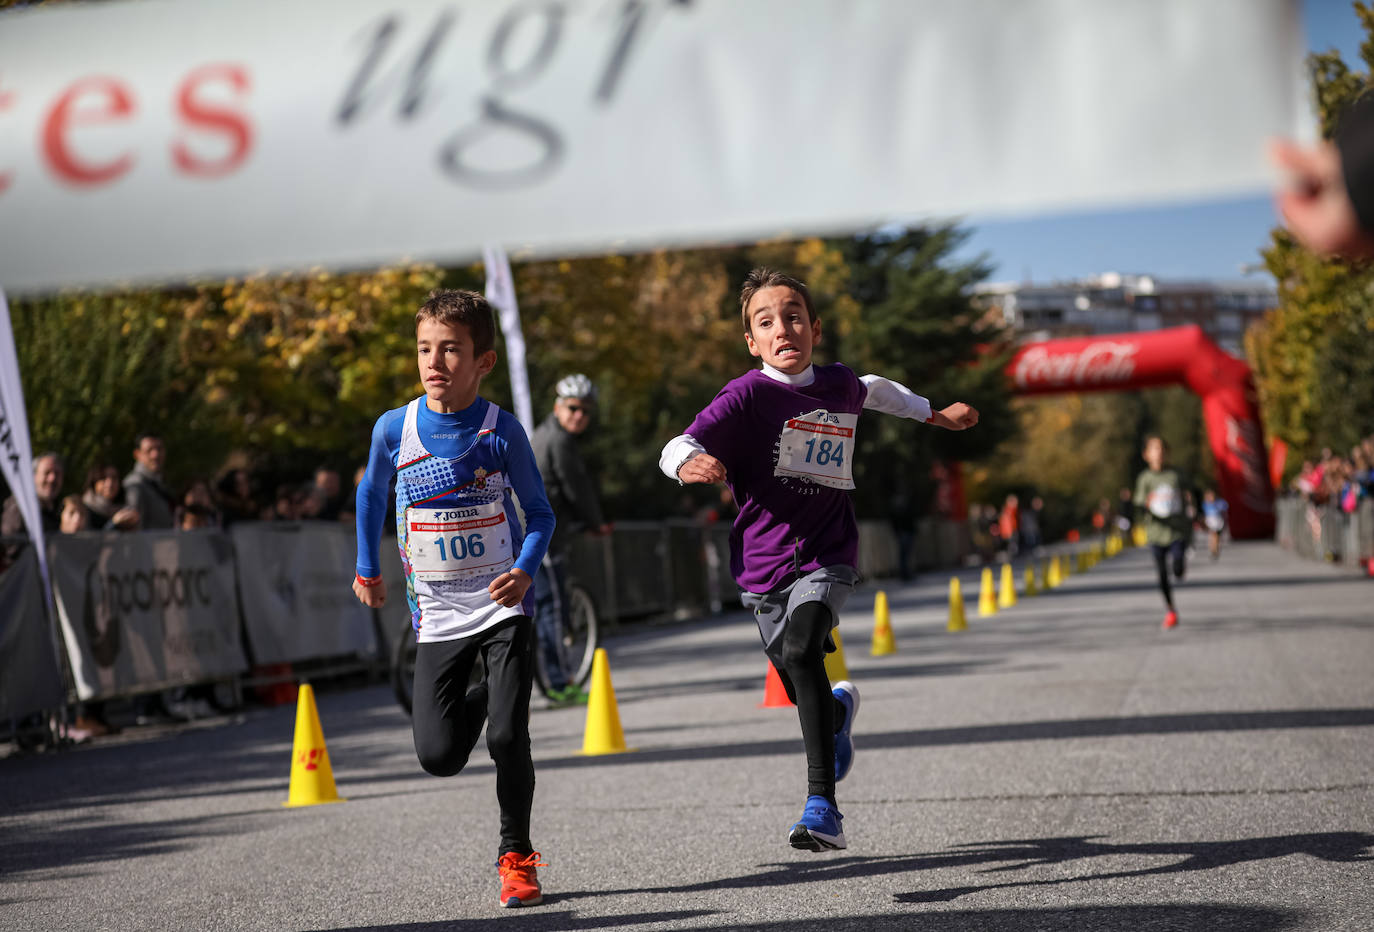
951;0;1366;284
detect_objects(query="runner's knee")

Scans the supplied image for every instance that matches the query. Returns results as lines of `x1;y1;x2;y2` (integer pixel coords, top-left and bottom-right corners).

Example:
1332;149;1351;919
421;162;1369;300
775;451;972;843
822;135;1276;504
415;738;470;777
485;719;529;765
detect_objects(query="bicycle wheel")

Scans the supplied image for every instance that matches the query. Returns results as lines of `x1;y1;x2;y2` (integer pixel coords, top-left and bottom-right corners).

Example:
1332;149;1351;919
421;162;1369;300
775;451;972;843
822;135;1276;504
391;622;418;716
564;584;599;688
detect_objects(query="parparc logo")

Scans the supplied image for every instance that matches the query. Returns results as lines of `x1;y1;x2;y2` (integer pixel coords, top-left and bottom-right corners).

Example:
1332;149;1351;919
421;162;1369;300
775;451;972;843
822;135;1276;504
1013;342;1139;389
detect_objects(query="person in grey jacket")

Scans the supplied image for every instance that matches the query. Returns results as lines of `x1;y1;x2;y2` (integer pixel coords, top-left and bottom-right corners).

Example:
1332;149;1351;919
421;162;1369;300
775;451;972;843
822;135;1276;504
530;374;611;702
123;433;175;531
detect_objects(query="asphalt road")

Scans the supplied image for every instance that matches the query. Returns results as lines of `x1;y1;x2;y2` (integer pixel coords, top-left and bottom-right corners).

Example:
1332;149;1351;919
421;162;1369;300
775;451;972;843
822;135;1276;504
3;540;1372;932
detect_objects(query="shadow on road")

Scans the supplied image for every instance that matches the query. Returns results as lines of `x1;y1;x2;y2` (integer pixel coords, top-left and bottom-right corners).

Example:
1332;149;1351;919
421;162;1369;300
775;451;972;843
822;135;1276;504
581;830;1369;907
304;909;718;931
530;707;1374;772
304;903;1304;932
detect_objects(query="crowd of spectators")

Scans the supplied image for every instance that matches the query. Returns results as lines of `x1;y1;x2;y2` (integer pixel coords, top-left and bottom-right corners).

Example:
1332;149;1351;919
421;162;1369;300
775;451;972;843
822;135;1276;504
0;430;362;574
1289;434;1374;514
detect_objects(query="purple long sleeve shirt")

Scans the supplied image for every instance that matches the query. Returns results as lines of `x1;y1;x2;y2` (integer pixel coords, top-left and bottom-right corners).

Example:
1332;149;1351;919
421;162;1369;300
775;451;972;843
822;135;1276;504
684;364;868;593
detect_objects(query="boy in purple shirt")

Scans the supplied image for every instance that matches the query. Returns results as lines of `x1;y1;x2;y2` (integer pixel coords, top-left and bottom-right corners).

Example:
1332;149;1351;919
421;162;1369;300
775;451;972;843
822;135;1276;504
660;268;978;851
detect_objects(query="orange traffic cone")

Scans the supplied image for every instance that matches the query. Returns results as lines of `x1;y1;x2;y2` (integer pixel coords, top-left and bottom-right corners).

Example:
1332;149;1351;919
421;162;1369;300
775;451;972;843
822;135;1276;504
759;662;795;708
283;683;345;807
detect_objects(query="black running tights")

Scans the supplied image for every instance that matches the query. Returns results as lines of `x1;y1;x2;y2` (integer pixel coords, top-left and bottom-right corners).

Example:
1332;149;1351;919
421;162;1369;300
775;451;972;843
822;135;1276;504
411;616;535;857
1150;540;1187;611
772;602;847;802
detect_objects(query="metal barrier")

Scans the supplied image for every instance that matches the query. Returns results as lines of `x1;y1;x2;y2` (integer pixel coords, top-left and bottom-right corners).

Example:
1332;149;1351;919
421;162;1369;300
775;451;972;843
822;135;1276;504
1275;497;1373;568
565;517;969;623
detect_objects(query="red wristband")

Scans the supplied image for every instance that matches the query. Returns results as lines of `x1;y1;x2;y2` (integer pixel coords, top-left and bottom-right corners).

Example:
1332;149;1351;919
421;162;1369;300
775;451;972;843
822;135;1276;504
355;573;382;588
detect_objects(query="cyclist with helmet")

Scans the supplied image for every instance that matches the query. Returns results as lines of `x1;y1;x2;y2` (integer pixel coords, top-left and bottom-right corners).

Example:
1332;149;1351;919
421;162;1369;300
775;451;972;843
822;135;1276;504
531;374;612;703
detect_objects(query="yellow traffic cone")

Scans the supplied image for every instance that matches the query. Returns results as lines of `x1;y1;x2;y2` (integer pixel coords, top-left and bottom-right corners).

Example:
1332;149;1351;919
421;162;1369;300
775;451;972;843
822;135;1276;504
947;577;967;631
1047;556;1062;588
998;563;1017;609
978;567;998;617
870;590;897;656
582;648;631;755
283;683;345;807
1024;565;1039;596
824;628;851;682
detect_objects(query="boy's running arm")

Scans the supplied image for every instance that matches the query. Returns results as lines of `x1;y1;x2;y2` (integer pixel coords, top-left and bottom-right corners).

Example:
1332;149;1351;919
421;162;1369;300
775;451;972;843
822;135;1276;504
660;434;727;484
353;414;399;608
660;387;745;485
860;375;978;430
489;420;555;607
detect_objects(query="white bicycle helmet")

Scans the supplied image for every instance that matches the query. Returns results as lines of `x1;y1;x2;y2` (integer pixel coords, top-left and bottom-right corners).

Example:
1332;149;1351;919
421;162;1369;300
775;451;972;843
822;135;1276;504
555;373;597;401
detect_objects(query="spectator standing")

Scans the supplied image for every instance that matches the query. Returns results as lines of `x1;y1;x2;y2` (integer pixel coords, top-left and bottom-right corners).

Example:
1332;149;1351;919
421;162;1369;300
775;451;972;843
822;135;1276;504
215;469;258;527
177;478;221;529
531;374;611;704
123;433;175;530
58;495;88;534
1021;495;1044;554
311;467;345;522
81;464;140;531
998;494;1021;558
2;452;64;569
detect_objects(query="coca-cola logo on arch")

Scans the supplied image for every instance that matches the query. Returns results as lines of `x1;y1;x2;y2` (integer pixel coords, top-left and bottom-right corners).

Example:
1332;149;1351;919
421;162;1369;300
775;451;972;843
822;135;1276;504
1012;342;1139;389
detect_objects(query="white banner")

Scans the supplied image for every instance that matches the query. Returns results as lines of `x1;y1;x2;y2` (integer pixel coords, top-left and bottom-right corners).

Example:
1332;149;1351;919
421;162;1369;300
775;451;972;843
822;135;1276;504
0;287;53;601
49;531;249;701
231;522;378;665
0;0;1306;293
484;244;535;436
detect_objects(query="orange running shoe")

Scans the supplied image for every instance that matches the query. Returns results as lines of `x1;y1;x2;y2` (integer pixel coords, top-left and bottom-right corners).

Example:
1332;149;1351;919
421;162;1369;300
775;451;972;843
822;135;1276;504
496;851;546;908
1163;611;1179;629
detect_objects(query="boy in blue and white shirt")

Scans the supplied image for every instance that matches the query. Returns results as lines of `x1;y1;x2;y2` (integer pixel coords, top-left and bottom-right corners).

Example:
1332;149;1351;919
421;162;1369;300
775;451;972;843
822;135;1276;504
353;290;555;909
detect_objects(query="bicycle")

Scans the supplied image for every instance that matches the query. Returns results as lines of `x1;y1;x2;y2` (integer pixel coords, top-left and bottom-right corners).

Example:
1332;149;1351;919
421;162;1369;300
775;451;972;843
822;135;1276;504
391;580;600;716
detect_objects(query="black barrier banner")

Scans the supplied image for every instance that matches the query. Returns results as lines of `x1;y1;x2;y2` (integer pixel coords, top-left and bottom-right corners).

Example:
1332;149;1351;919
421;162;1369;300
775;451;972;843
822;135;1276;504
0;545;65;718
231;523;378;665
50;531;248;701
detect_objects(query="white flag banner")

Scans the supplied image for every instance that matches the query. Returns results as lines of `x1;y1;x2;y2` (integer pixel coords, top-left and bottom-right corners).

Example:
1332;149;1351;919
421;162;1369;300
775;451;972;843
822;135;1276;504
0;287;52;599
0;0;1308;293
483;244;535;436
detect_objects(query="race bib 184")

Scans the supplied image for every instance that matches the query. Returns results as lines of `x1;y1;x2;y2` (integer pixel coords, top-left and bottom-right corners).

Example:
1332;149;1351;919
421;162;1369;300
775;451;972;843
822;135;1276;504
405;502;514;581
775;409;858;490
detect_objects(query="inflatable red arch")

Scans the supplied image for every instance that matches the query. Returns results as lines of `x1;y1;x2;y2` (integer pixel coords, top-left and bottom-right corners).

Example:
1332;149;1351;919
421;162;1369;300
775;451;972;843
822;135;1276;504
1006;325;1275;539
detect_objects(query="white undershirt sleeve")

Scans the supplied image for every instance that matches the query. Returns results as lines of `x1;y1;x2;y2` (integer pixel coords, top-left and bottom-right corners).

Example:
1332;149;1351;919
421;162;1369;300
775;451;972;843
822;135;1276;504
659;434;707;482
860;375;933;422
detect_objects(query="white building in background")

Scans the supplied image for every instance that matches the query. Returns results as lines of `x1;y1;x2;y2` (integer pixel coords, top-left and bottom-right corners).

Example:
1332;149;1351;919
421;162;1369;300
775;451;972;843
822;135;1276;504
974;272;1277;355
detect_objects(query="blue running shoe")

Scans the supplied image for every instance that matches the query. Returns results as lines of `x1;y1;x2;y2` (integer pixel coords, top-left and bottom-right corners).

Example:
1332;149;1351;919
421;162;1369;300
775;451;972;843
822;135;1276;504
832;680;860;782
789;795;846;851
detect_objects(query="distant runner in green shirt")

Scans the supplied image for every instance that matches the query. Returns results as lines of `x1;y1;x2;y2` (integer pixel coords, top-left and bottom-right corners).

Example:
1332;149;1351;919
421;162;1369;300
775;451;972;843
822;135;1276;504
1133;435;1197;630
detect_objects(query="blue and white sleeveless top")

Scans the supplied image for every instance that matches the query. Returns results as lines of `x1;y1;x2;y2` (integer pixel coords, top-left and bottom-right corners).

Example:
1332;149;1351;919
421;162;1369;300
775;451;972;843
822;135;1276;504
395;398;525;642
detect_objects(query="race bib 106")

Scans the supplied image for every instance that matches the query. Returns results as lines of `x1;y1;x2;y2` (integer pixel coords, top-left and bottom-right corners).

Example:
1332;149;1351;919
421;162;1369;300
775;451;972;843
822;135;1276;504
775;409;858;490
405;502;514;581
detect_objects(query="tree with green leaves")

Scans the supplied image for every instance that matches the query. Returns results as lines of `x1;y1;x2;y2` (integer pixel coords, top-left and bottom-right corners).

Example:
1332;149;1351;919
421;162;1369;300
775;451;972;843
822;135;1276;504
822;226;1014;520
